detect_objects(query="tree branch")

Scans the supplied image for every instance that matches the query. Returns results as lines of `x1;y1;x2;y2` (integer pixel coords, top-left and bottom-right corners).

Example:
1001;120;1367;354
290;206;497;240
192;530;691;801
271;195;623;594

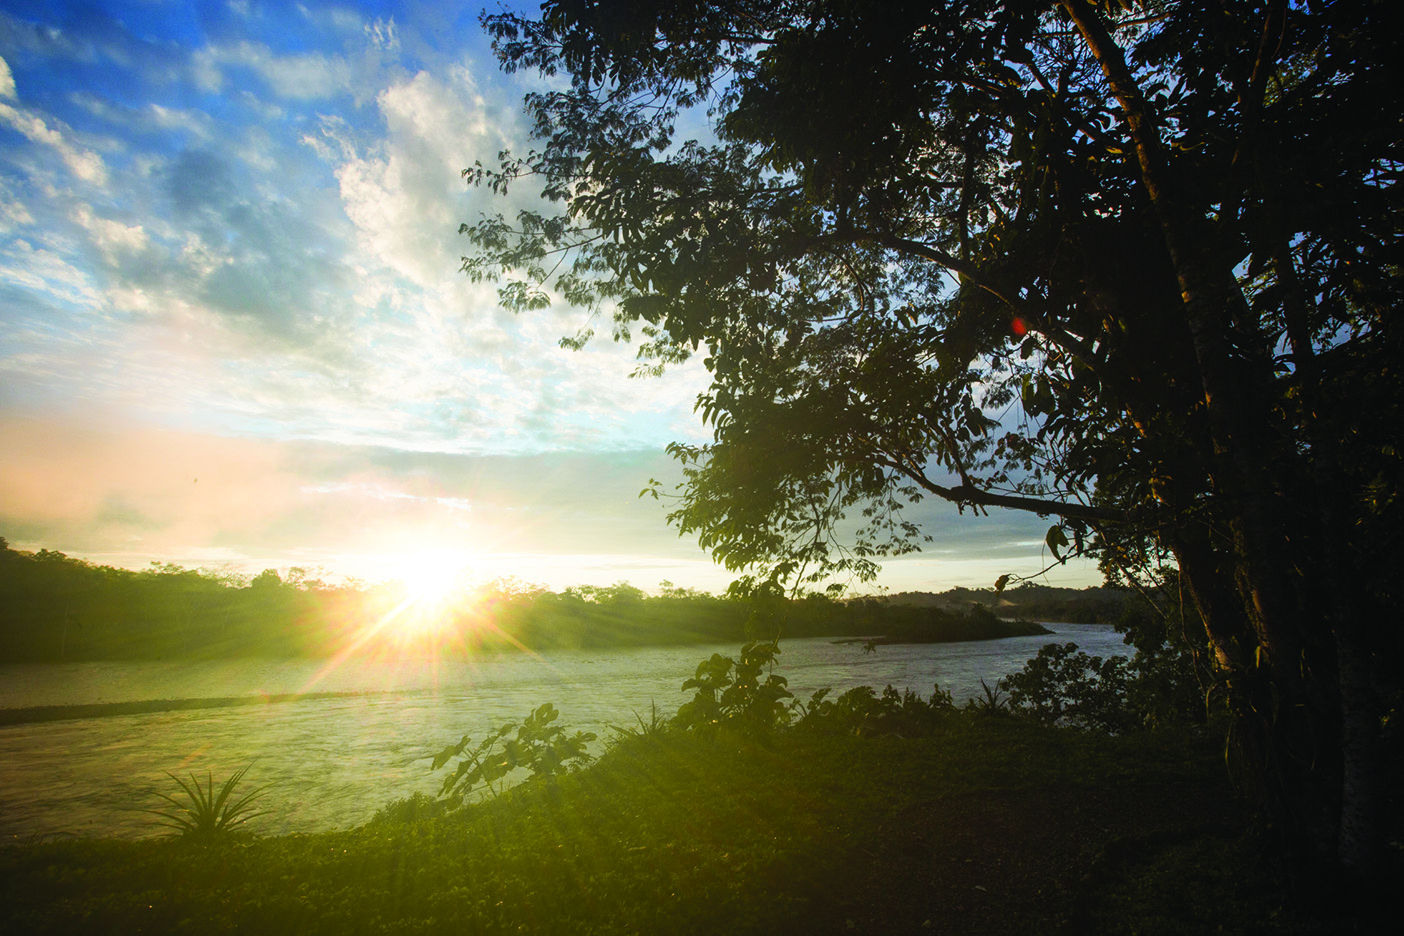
875;454;1130;523
1221;0;1289;233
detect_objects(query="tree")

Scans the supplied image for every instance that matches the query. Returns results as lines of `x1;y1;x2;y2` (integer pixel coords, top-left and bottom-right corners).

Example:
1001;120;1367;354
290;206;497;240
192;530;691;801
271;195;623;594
459;0;1401;883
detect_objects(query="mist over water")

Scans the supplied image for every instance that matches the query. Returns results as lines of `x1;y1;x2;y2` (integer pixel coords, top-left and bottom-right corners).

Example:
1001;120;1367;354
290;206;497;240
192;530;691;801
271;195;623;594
0;626;1126;841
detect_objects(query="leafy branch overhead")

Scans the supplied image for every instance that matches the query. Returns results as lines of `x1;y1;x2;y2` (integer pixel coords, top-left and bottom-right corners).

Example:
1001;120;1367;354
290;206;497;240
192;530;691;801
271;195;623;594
462;0;1402;882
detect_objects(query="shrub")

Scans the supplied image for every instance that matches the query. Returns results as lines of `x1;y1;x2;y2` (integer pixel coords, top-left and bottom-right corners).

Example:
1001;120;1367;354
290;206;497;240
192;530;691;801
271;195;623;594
672;641;793;734
1002;593;1211;733
432;702;595;808
795;683;956;736
965;677;1012;715
609;701;671;747
1003;642;1134;732
1115;602;1211;730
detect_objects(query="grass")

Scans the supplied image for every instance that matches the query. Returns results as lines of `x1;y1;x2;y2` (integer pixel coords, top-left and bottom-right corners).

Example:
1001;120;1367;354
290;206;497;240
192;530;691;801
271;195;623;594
0;715;1378;935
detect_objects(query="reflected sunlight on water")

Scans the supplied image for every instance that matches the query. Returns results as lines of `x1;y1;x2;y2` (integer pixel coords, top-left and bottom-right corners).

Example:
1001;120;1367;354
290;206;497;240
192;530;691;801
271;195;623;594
0;625;1127;841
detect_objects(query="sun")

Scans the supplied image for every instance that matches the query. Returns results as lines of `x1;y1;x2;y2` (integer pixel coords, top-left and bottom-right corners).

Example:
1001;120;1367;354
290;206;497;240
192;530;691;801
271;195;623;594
389;551;479;636
399;555;467;605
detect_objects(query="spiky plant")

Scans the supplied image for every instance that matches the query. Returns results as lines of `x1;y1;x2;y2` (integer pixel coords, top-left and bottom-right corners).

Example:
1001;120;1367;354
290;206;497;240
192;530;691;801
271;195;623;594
610;701;669;744
147;763;270;837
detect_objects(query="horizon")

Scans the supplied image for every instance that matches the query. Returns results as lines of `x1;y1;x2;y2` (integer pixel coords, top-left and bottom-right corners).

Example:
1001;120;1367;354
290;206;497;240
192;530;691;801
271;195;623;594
1;527;1105;599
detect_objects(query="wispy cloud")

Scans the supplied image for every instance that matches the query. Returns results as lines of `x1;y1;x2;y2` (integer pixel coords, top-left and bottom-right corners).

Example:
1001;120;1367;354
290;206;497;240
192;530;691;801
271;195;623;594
0;416;1091;591
192;41;353;99
0;99;108;185
0;416;706;582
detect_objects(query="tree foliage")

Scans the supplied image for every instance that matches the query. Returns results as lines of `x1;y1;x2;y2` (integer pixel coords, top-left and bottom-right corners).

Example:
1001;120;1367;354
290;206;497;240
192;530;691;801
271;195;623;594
461;0;1403;880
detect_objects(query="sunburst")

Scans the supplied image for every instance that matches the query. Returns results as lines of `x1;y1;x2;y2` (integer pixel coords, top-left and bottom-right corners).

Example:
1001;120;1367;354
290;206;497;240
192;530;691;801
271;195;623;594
390;551;478;637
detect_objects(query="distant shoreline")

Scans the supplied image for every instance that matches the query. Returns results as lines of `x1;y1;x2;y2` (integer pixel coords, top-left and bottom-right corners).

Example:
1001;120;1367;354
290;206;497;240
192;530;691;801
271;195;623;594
0;690;383;728
832;619;1055;648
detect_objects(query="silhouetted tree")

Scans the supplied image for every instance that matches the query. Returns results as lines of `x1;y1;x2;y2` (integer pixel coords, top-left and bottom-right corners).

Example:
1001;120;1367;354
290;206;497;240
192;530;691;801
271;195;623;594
461;0;1402;882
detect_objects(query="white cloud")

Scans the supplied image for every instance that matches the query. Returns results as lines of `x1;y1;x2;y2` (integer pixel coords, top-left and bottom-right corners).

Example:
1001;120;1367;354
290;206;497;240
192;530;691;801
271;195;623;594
69;95;214;142
304;5;365;35
233;125;279;172
190;48;224;93
365;17;399;54
311;66;513;291
0;238;102;308
290;61;717;455
70;205;149;261
0;101;108;186
0;179;33;231
236;90;286;122
192;41;352;100
0;55;15;99
0;4;709;464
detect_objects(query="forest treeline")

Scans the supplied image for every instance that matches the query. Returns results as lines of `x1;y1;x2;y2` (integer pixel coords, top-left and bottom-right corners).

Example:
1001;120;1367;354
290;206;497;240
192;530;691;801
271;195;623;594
0;537;1118;662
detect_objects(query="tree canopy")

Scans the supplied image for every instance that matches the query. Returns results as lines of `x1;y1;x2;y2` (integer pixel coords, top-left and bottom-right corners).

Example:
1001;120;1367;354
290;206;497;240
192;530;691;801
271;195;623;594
461;0;1401;883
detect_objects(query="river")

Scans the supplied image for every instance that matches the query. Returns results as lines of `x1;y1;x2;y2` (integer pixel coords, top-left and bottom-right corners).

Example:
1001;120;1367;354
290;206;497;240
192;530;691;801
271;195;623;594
0;624;1127;842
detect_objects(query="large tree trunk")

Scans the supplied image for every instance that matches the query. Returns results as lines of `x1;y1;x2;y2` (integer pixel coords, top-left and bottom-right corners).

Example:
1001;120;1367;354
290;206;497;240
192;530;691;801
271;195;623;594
1334;606;1383;873
1063;0;1387;883
1172;522;1349;874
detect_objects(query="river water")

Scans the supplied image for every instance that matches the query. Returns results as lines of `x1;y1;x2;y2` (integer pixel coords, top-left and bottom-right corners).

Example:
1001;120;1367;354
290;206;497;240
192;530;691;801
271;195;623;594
0;625;1127;842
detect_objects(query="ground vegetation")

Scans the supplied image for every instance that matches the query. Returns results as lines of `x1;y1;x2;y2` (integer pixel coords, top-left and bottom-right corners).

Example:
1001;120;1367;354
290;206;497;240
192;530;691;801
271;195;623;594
0;713;1331;935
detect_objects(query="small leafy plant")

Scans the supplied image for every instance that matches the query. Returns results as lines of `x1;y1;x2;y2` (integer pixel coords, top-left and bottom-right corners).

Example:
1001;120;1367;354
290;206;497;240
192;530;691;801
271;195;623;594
147;763;270;837
433;702;595;808
672;641;793;734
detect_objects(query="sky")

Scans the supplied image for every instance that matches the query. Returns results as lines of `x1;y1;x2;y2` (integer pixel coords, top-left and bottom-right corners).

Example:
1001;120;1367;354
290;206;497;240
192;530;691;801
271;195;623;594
0;0;1100;594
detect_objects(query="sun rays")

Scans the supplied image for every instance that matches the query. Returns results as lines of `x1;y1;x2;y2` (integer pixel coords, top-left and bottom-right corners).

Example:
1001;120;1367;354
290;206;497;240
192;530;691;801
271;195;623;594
293;550;565;697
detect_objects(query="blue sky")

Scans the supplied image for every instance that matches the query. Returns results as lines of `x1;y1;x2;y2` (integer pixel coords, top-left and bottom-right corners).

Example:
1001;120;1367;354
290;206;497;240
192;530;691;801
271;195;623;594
0;0;1099;593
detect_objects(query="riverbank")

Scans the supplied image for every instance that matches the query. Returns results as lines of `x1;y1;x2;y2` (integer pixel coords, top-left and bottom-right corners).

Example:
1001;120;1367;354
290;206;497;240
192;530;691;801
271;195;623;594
832;617;1052;648
0;716;1370;934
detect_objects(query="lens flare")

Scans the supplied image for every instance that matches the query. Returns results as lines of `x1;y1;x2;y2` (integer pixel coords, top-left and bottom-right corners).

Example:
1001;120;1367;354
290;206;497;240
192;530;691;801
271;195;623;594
399;557;466;607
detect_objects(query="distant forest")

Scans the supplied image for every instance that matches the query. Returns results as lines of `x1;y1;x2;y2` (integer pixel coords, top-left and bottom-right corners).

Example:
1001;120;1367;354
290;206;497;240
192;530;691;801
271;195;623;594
0;537;1127;662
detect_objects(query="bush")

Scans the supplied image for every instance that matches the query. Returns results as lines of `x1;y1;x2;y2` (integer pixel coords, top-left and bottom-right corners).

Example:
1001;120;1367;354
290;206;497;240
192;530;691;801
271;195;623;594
432;702;596;808
996;581;1213;734
1115;602;1211;730
672;640;793;734
1003;642;1134;732
795;683;956;736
